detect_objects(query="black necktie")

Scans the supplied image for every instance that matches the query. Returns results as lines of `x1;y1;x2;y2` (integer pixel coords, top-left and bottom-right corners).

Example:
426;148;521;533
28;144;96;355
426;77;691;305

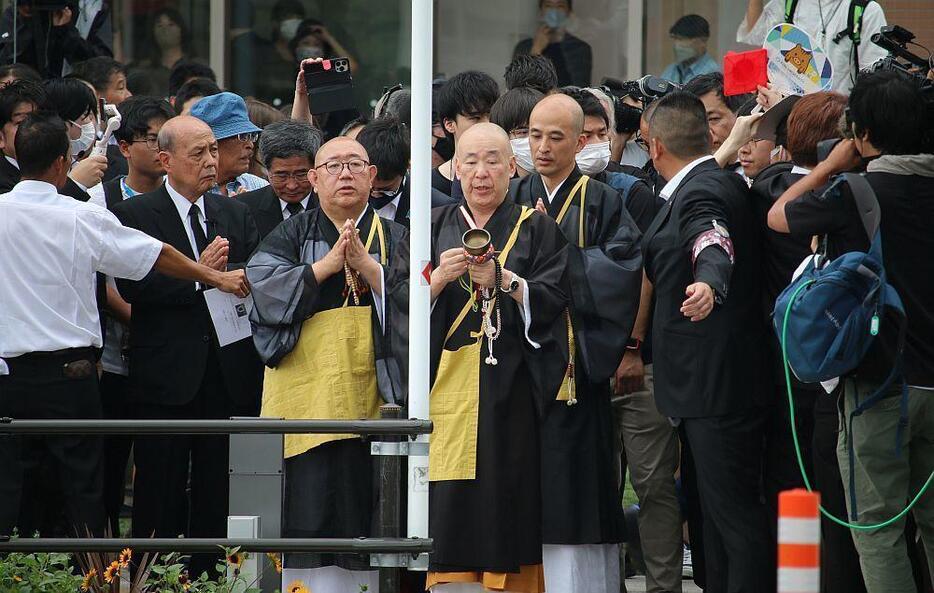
285;202;303;218
188;203;208;256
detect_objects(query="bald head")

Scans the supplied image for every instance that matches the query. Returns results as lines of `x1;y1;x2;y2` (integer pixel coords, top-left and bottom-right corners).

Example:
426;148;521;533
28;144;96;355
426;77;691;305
456;122;512;160
158;115;213;153
157;115;217;200
454;122;516;212
528;93;587;179
315;136;370;168
309;135;377;216
530;94;585;136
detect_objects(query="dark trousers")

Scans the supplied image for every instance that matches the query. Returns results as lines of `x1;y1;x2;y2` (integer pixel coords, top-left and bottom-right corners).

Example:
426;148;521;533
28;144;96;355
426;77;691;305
100;371;132;536
130;350;250;576
0;349;105;538
681;428;707;589
682;408;771;593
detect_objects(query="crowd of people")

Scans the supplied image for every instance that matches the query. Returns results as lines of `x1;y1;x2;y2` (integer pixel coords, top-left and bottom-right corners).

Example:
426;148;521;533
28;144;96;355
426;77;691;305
0;1;933;593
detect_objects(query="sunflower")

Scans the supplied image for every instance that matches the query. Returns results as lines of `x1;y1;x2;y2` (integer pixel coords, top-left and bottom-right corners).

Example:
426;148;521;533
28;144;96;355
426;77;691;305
80;568;98;592
265;552;282;574
287;580;311;593
103;560;121;584
118;547;132;567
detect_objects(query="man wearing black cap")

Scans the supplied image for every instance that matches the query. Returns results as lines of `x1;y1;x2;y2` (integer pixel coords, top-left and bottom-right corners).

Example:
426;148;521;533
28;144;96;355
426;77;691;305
661;15;720;85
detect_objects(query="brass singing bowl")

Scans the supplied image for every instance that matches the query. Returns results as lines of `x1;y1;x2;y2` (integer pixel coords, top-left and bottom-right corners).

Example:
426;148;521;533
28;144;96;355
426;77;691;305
462;228;492;256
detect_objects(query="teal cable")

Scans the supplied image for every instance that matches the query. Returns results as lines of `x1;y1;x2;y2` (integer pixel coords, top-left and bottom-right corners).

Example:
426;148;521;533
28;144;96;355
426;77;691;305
780;279;933;531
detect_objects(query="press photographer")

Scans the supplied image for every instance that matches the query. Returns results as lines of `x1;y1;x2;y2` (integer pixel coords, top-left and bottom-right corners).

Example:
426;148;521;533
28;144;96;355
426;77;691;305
767;67;934;593
0;1;111;78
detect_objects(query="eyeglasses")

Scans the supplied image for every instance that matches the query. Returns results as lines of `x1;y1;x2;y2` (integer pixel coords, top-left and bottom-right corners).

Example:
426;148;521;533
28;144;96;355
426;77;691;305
269;170;310;183
130;135;160;151
315;158;369;176
236;132;260;143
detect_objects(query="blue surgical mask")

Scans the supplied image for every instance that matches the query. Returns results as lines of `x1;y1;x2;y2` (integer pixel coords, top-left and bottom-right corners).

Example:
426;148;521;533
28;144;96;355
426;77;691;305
279;18;301;42
673;42;698;64
543;8;568;29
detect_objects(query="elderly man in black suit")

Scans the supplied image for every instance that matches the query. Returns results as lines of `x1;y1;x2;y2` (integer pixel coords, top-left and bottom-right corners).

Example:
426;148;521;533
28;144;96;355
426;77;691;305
641;92;771;593
112;115;263;576
238;120;321;240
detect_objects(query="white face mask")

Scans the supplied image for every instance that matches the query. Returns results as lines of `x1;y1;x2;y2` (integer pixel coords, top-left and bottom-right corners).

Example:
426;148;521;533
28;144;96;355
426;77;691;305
70;120;96;155
279;18;301;41
510;137;535;172
576;141;611;175
296;46;324;61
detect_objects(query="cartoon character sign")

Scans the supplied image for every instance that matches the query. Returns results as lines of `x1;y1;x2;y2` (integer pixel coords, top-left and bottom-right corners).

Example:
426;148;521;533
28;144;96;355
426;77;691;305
764;24;833;95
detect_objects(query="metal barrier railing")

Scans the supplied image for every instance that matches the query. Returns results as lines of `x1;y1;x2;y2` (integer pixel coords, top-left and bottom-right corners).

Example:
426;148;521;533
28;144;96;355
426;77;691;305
0;417;433;436
0;537;432;554
0;412;432;593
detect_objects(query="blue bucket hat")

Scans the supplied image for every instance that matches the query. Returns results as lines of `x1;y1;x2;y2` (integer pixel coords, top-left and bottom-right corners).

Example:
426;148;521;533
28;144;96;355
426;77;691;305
190;92;261;141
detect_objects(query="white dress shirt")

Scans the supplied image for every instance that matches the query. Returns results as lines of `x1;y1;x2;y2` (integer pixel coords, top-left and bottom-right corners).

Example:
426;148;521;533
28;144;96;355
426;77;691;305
658;155;716;201
280;194;312;220
165;180;207;258
0;180;162;365
544;174;571;203
737;0;888;93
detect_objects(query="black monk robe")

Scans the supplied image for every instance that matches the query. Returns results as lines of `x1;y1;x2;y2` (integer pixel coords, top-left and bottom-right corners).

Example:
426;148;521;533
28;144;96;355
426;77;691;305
425;200;569;573
512;167;643;544
246;206;408;572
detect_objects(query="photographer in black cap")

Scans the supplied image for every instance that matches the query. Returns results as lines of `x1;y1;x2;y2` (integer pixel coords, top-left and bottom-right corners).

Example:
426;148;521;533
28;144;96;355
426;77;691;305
769;69;934;593
0;1;111;78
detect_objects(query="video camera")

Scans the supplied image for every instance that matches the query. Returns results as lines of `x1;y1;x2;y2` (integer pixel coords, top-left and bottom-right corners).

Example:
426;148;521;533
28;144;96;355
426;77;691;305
601;75;681;134
869;25;934;151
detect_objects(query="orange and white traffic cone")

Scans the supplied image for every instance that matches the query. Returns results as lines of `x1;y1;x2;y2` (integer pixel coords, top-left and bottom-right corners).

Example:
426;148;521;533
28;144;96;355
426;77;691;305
778;488;820;593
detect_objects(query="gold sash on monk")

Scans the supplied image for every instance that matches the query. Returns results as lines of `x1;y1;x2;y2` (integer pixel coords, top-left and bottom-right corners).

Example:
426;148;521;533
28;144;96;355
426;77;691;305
429;206;535;482
554;176;588;402
261;215;387;459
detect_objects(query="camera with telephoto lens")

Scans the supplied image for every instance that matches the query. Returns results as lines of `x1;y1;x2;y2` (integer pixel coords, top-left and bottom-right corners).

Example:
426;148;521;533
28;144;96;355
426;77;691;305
601;76;681;134
869;25;934;152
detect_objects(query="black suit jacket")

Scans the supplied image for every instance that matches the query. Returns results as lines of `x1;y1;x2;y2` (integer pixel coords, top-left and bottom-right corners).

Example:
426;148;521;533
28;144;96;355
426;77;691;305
0;155;93;202
236;185;318;240
113;187;263;409
376;176;456;227
643;160;769;418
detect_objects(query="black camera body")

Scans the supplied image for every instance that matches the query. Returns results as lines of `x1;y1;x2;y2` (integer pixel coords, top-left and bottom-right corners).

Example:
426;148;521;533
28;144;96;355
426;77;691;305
601;75;681;134
869;25;934;152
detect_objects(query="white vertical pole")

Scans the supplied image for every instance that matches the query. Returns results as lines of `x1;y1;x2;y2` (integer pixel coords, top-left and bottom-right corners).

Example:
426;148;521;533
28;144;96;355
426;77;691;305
626;0;644;80
209;0;227;88
407;0;432;566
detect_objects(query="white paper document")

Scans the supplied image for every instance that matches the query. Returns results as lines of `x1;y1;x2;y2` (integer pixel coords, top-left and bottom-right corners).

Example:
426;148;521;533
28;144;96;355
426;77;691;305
203;288;253;347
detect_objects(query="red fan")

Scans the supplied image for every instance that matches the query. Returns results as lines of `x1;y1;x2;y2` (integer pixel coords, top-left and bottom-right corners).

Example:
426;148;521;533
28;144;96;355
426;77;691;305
723;49;769;96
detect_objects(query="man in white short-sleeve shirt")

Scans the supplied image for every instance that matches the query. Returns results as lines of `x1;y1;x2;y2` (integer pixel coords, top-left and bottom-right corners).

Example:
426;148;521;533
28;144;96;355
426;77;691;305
738;0;888;93
0;112;249;539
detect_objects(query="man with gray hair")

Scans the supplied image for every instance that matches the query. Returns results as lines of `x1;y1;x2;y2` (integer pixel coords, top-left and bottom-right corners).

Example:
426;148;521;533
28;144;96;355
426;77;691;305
238;119;322;239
